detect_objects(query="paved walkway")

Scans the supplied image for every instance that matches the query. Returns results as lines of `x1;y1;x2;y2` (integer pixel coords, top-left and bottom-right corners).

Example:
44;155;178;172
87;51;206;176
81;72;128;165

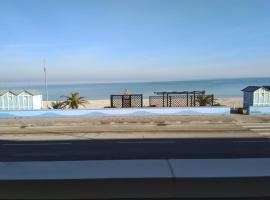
0;115;269;141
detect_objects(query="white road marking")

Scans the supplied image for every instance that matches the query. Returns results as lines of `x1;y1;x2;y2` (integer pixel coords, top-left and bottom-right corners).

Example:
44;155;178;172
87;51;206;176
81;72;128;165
117;141;175;144
14;153;63;156
2;142;71;146
243;126;270;128
232;140;270;143
237;123;270;126
250;128;270;132
237;123;270;135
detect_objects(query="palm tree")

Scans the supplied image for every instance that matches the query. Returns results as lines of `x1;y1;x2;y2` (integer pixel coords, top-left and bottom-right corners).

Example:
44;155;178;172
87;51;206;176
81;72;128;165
196;91;214;106
49;101;66;109
61;92;87;109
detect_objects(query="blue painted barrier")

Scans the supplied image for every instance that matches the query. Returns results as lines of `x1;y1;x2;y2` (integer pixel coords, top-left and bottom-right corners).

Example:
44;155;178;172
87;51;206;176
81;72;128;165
0;107;230;119
248;106;270;115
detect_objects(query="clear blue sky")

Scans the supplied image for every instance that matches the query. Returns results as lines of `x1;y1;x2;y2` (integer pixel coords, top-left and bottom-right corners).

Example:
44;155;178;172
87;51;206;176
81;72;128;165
0;0;269;83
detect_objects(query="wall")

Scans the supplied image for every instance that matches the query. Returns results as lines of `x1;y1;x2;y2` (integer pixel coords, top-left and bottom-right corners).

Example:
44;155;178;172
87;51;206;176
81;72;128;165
253;88;270;106
0;107;230;119
33;95;42;110
0;92;42;110
0;93;15;110
248;106;270;115
243;92;253;108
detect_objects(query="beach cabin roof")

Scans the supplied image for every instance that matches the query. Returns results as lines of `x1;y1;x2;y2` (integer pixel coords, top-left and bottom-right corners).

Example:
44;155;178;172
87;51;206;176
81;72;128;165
241;86;261;92
0;90;41;96
0;90;8;96
13;90;26;95
0;90;18;96
22;90;42;95
262;86;270;90
242;86;270;92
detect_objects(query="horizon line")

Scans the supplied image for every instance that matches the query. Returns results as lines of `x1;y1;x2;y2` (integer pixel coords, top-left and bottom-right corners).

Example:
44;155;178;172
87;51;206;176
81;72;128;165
0;76;270;86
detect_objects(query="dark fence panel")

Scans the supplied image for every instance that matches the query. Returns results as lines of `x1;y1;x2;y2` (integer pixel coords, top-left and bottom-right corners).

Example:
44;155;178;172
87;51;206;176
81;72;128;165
131;95;143;108
110;95;122;108
149;93;214;107
169;95;192;107
110;94;143;108
149;96;168;107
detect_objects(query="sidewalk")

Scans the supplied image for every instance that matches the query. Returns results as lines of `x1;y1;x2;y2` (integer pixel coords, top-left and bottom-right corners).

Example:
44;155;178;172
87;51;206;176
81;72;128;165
0;115;269;141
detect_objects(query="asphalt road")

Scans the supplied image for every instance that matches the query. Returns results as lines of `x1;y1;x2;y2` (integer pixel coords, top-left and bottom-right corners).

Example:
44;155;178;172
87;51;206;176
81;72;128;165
1;137;270;161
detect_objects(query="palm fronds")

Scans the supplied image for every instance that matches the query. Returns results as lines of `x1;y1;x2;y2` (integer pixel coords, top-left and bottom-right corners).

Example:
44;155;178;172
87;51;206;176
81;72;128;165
49;101;66;109
196;93;214;106
61;92;87;109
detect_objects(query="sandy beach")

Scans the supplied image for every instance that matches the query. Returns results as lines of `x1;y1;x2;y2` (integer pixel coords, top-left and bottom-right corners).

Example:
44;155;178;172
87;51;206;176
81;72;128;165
216;97;243;108
43;97;243;109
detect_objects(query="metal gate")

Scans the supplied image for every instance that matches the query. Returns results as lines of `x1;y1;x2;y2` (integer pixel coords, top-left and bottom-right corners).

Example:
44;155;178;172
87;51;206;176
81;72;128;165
149;91;214;107
110;94;143;108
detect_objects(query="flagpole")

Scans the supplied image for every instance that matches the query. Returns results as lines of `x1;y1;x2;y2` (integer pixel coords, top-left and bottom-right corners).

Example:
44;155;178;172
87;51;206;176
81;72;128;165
44;60;49;109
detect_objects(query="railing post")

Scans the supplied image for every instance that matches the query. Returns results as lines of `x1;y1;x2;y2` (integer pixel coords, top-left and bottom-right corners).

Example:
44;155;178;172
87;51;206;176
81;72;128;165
193;91;196;106
162;93;165;107
110;95;113;108
167;94;169;107
141;95;143;107
186;92;189;107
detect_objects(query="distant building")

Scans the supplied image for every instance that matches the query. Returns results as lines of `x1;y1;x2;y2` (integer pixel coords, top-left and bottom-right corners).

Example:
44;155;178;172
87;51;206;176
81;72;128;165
242;86;270;108
0;90;42;110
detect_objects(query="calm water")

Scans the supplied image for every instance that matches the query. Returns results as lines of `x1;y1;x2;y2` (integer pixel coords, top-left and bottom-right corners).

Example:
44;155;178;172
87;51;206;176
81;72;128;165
0;77;270;100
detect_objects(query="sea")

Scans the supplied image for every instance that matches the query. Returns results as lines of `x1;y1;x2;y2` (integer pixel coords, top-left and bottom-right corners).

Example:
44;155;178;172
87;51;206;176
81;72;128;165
0;77;270;100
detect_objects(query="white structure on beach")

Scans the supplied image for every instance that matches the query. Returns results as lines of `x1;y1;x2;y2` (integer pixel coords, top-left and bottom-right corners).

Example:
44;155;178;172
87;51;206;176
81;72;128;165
242;86;270;109
0;90;42;110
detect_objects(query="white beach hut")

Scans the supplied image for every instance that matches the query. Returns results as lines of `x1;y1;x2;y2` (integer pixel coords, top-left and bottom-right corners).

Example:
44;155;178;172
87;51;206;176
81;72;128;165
242;86;270;109
0;90;42;110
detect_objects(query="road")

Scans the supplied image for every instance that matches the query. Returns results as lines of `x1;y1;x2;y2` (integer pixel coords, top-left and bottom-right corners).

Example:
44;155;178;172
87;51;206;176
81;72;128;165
1;117;270;199
1;137;270;161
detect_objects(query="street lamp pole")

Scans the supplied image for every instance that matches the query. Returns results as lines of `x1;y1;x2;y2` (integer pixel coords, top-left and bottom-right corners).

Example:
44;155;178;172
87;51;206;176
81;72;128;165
44;60;49;109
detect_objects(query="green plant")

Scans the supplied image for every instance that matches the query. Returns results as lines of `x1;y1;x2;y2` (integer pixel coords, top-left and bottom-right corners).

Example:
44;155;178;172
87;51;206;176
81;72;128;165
61;92;87;109
49;101;66;109
196;92;215;106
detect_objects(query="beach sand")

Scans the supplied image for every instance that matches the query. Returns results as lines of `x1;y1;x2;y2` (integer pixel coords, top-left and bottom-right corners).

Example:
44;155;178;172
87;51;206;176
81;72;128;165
216;97;243;108
43;98;243;109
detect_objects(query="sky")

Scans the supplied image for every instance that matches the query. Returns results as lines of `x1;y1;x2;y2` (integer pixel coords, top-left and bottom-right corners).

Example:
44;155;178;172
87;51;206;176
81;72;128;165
0;0;269;83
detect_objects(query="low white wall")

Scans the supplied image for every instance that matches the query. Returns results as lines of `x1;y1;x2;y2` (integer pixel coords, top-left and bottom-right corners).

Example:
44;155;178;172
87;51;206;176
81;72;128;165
248;106;270;115
1;159;270;199
0;107;230;119
33;95;42;110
